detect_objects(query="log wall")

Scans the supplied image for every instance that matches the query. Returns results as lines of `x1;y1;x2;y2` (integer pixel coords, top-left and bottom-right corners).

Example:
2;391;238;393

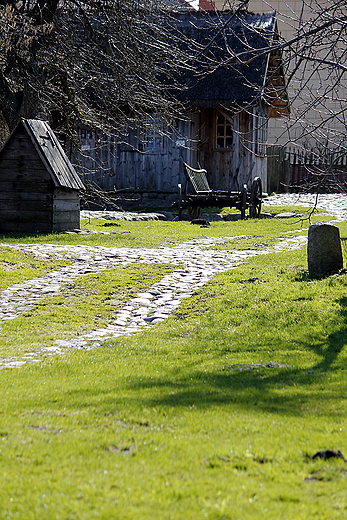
52;189;81;232
0;128;54;233
0;127;81;234
76;118;193;193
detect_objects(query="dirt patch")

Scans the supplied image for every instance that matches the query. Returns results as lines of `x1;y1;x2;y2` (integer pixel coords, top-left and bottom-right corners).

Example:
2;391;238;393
0;262;22;271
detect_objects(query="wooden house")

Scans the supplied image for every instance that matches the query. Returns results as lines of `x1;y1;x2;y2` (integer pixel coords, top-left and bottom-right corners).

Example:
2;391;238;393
75;10;289;198
0;119;85;234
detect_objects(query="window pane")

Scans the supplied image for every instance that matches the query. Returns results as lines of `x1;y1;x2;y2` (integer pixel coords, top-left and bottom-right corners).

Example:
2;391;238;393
142;117;164;149
215;111;234;149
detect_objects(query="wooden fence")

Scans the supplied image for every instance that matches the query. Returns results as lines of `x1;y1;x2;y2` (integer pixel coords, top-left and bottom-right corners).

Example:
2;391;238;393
267;145;347;193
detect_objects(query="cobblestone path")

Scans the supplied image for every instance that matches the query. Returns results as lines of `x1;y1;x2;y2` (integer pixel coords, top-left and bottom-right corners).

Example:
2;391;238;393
1;192;346;368
0;234;306;368
264;192;347;221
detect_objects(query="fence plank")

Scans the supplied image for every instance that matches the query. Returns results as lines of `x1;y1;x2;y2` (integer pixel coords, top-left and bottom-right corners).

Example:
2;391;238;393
268;145;347;192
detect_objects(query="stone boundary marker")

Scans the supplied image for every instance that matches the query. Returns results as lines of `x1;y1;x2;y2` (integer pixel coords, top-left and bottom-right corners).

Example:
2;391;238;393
308;223;343;276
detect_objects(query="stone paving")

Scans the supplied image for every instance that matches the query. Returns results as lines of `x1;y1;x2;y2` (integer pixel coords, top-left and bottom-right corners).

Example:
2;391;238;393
0;193;346;369
264;192;347;221
0;235;307;368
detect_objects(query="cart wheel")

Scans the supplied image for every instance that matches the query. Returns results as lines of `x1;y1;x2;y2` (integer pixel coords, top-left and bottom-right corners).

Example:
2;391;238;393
249;177;262;218
240;184;247;220
188;205;200;221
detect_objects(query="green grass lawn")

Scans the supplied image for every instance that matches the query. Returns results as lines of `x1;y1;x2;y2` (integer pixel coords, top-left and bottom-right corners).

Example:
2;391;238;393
1;214;347;519
0;207;329;250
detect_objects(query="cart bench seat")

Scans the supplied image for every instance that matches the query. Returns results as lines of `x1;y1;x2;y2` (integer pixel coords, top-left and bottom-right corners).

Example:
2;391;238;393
178;161;263;220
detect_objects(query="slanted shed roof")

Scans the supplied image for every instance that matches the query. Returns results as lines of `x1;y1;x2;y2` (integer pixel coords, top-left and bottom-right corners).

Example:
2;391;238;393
170;10;289;113
20;119;84;190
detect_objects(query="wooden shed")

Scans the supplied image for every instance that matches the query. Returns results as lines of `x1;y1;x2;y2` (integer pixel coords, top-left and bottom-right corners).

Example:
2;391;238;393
0;119;85;233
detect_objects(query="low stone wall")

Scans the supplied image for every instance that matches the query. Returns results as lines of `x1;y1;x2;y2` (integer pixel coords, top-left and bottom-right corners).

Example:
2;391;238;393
81;190;178;211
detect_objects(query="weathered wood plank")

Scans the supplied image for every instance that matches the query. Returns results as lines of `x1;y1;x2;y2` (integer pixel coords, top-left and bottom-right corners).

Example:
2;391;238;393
0;222;52;234
54;188;80;200
0;181;54;192
0;192;52;202
0;158;48;171
2;139;34;153
0;210;52;220
52;213;80;232
24;120;84;190
53;200;80;212
53;211;80;223
0;200;52;211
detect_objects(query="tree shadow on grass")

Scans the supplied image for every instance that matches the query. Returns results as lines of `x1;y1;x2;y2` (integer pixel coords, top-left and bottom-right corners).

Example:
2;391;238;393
290;267;347;374
117;365;337;417
57;346;346;418
106;295;347;416
52;290;347;418
58;361;337;418
308;295;347;371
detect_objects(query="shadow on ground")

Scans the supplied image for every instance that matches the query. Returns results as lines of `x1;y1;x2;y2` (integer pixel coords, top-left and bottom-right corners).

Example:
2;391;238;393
107;294;347;416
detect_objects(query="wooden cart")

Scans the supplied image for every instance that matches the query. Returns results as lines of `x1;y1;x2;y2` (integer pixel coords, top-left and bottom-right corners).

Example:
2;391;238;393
178;161;263;220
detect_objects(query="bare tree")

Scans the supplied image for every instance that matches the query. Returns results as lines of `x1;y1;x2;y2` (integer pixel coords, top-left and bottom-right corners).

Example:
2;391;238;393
229;1;347;191
3;0;347;196
215;1;347;192
0;0;192;139
279;0;347;191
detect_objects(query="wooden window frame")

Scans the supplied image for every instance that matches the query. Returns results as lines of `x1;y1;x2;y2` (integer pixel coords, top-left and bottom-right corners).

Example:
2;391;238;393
253;112;268;157
80;128;94;151
214;110;233;151
81;129;93;139
142;117;164;152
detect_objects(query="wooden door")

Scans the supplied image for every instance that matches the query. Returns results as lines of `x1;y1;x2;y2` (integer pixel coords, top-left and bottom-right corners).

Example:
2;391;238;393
197;109;237;191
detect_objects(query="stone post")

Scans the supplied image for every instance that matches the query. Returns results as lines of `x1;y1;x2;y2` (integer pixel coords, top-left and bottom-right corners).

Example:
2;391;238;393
308;223;343;276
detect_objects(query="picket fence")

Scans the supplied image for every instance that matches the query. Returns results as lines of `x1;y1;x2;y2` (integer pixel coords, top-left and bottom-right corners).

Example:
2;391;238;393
267;145;347;193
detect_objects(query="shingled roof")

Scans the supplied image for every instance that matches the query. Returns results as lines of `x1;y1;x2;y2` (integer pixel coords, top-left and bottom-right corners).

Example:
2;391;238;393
4;119;85;190
23;119;85;190
169;10;289;112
